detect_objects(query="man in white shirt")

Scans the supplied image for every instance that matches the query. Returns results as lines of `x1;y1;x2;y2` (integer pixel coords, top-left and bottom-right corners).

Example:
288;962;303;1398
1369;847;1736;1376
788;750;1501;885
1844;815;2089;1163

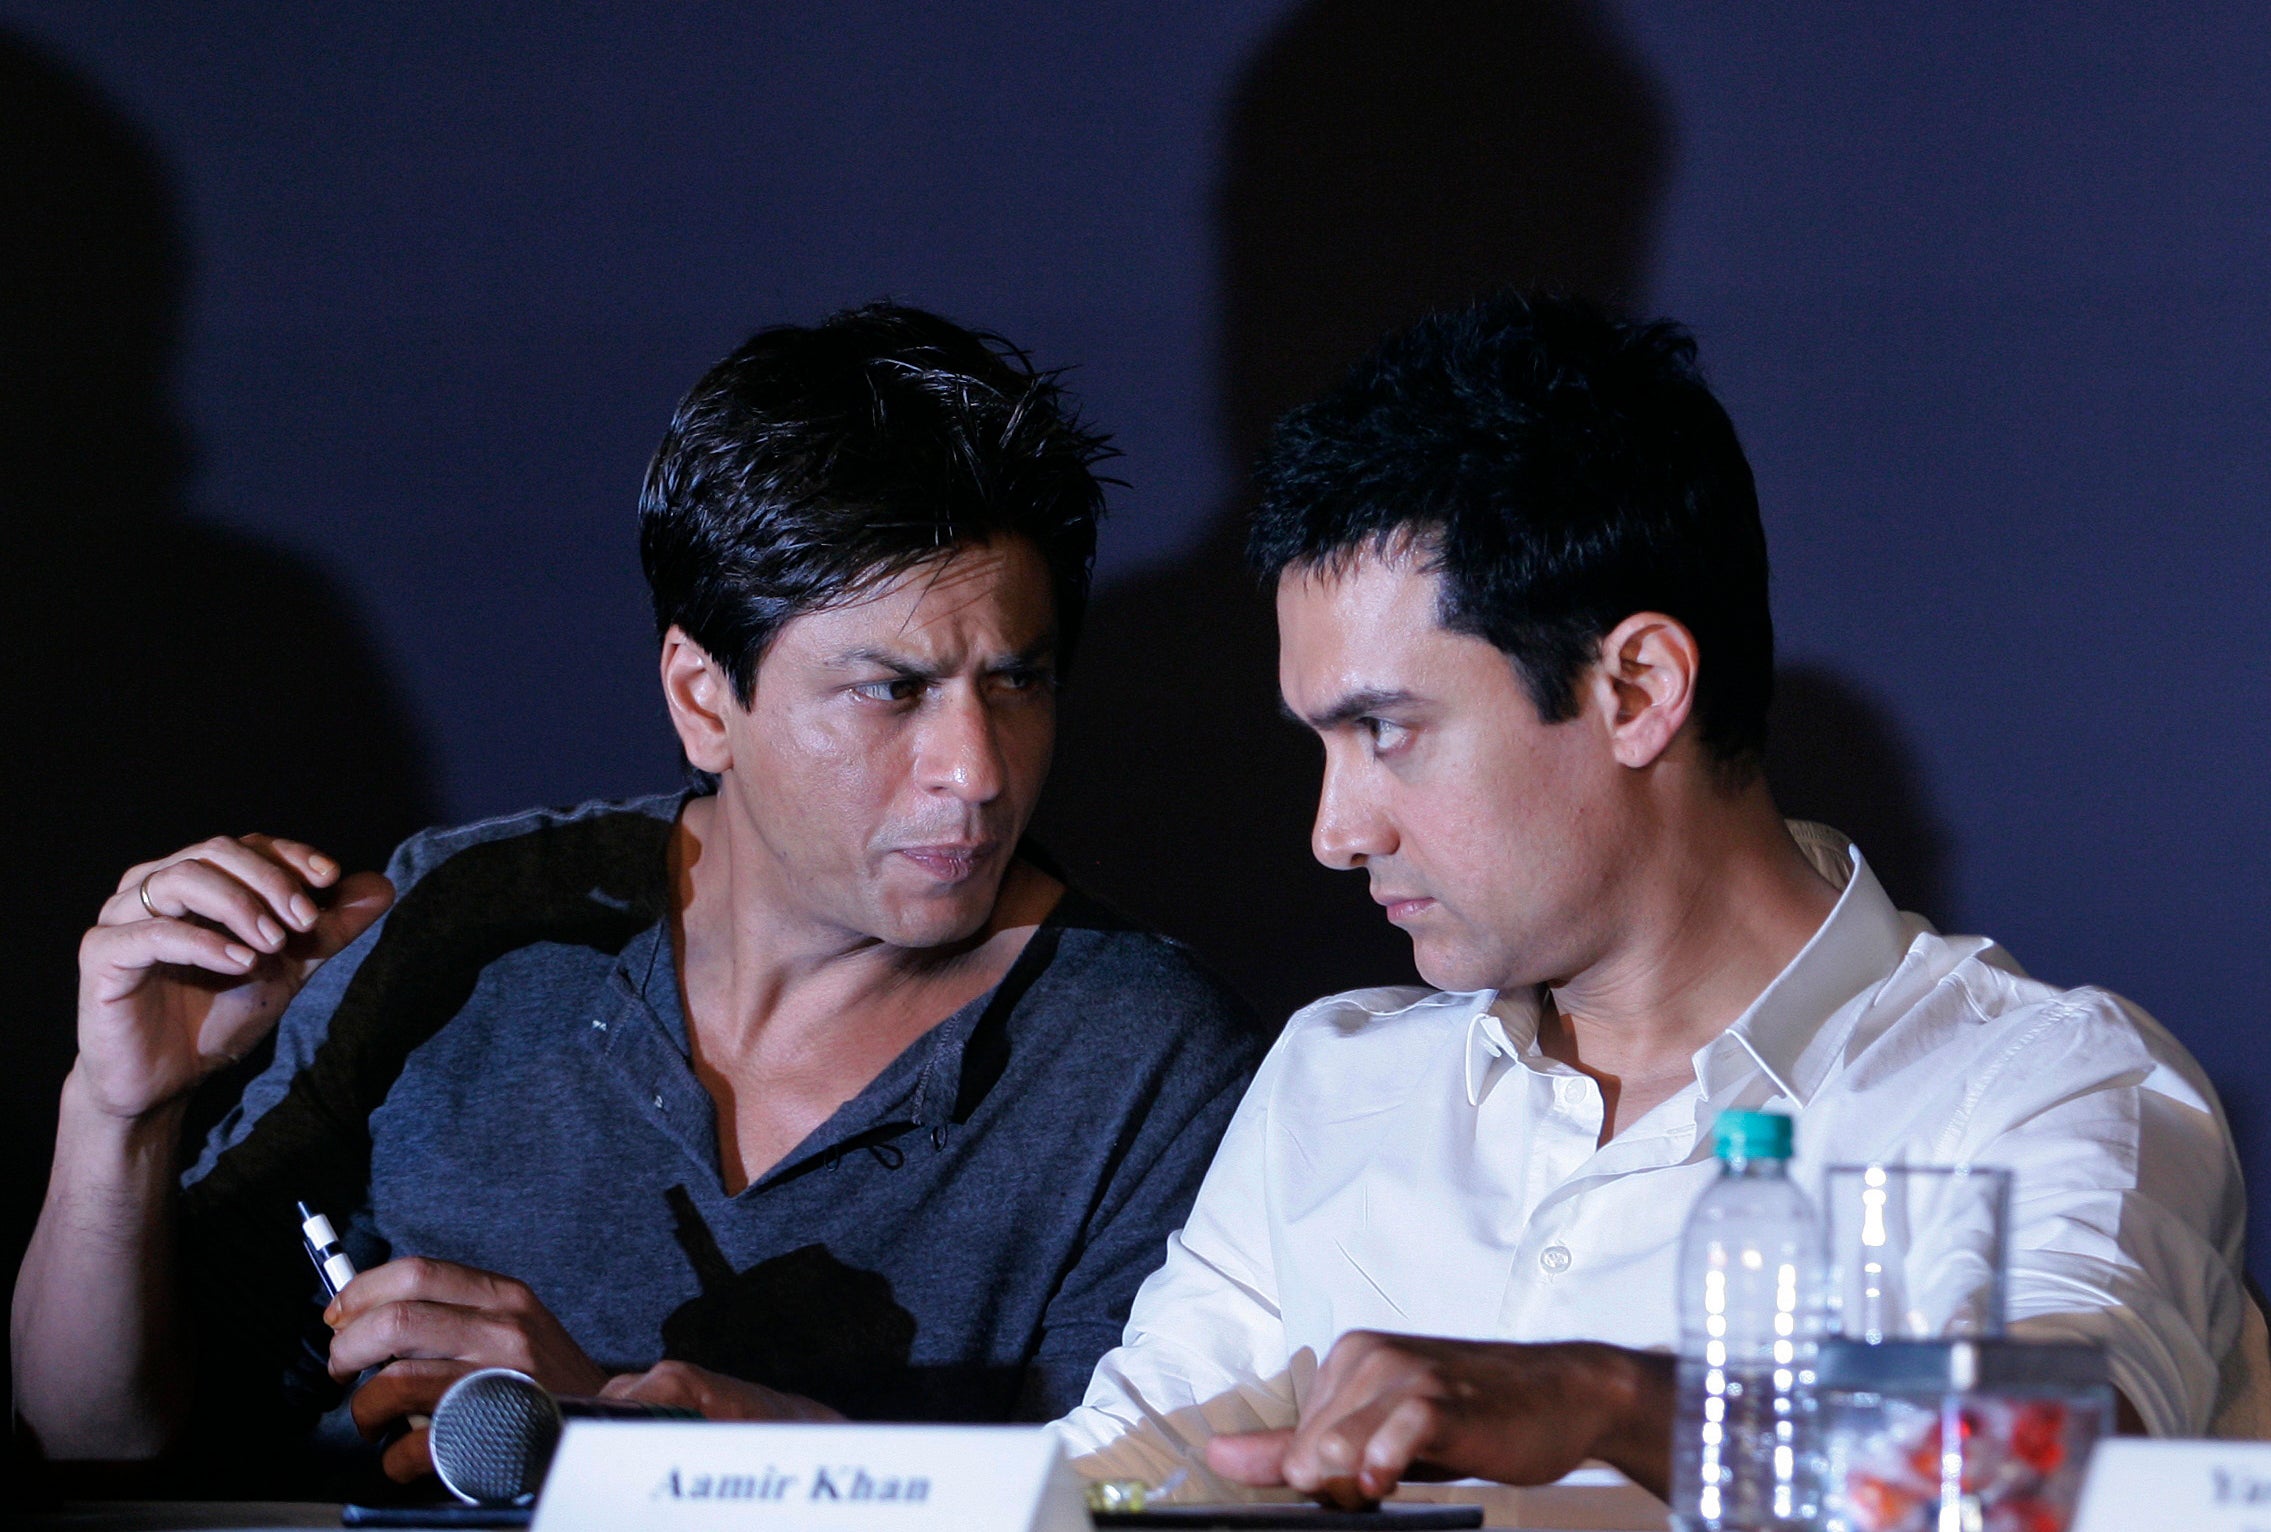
1054;294;2255;1505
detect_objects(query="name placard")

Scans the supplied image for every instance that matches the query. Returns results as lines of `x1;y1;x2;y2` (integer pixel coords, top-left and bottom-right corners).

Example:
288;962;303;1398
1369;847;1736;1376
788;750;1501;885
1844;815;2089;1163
2074;1440;2271;1532
530;1421;1088;1532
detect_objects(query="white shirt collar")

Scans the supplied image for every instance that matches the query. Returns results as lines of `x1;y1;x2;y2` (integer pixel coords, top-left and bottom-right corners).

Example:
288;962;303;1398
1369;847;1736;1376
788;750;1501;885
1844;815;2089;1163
1462;992;1521;1105
1460;829;1912;1111
1704;842;1910;1107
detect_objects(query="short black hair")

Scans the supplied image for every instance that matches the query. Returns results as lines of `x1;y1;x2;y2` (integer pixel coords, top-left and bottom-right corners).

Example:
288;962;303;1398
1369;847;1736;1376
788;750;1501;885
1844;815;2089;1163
1249;292;1772;766
640;303;1114;701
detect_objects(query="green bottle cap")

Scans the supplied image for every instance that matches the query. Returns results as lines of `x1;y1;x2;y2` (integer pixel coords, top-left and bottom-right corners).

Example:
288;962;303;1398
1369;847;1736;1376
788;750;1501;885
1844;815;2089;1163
1714;1109;1794;1161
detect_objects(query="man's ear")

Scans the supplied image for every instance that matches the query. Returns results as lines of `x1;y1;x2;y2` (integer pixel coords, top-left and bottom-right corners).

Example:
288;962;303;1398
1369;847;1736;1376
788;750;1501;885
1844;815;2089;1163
1589;611;1701;770
659;626;740;774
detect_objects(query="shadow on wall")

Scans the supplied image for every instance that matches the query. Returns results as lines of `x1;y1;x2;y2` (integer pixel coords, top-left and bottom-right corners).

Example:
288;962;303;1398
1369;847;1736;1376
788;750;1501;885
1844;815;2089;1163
0;29;437;1369
1034;0;1673;1024
1038;1;1956;1024
1764;664;1951;926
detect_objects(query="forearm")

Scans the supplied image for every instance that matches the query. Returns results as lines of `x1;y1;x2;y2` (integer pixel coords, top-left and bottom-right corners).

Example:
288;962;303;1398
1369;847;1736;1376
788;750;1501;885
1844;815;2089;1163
11;1069;192;1459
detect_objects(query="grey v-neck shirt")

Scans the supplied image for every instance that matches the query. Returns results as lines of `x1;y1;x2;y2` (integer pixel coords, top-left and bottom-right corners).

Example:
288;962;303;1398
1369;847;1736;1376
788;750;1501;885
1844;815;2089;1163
176;792;1262;1488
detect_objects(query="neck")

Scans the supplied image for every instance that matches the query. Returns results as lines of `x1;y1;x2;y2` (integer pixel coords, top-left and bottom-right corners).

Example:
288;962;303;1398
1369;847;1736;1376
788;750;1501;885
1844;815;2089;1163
668;791;1055;1056
1534;776;1839;1092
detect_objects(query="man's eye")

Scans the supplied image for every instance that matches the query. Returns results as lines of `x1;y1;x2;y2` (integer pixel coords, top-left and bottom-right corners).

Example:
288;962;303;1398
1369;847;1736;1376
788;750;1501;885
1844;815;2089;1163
1364;717;1411;752
854;677;925;703
992;666;1052;693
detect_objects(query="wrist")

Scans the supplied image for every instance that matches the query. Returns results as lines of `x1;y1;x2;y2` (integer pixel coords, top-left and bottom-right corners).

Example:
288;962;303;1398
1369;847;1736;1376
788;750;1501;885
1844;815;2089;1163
59;1065;189;1154
1583;1345;1674;1500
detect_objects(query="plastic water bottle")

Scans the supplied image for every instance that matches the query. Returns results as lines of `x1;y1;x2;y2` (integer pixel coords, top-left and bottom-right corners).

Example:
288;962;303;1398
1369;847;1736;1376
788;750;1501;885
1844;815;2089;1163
1671;1109;1820;1531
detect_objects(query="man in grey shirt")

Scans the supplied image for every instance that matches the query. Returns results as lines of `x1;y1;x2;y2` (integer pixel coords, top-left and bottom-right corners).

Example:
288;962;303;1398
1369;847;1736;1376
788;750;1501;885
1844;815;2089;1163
13;304;1262;1495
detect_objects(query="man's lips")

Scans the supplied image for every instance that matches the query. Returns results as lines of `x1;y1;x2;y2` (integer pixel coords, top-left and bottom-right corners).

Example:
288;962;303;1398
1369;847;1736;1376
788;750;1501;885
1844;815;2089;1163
894;844;999;882
1374;893;1437;922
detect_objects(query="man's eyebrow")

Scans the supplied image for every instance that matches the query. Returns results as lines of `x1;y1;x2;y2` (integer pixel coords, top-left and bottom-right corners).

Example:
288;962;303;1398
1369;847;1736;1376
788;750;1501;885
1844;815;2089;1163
1292;687;1422;730
824;634;1059;676
991;633;1059;669
826;646;938;677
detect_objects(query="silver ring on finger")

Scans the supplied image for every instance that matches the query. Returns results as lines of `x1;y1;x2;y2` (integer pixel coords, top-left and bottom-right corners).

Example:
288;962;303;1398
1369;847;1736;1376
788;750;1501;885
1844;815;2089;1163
138;872;162;920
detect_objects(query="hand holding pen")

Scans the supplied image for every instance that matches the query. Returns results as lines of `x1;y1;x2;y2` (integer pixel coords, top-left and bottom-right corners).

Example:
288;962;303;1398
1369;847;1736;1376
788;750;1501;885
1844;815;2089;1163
296;1206;611;1486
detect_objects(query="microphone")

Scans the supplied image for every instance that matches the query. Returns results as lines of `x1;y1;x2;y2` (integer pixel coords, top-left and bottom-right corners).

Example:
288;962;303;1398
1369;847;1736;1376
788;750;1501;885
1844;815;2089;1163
429;1367;699;1507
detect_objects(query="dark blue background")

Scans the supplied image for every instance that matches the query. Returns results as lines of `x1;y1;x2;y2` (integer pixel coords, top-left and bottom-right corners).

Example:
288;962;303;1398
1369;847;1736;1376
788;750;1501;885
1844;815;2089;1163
4;3;2265;1292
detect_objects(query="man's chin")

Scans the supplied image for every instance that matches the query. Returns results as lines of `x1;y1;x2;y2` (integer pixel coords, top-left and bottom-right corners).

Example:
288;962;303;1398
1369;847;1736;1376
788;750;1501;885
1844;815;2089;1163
869;880;1004;952
1408;934;1500;996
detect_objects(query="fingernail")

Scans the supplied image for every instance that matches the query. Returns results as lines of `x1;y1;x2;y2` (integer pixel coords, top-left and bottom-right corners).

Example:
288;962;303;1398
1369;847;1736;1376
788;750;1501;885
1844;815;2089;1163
310;855;337;879
323;1301;339;1325
257;915;286;947
290;893;319;928
225;944;256;966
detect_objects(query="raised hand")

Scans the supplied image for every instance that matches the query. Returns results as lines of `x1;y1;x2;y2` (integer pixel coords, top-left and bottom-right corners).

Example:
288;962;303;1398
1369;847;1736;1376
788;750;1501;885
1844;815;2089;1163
75;834;394;1120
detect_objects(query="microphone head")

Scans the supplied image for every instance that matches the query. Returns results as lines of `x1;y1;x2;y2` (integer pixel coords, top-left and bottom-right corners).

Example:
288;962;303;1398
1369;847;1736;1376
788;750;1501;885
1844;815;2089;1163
430;1367;563;1507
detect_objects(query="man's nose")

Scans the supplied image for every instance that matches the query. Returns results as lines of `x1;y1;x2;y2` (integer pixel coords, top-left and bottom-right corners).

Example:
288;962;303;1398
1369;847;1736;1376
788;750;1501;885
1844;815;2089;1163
915;688;1007;804
1310;751;1392;870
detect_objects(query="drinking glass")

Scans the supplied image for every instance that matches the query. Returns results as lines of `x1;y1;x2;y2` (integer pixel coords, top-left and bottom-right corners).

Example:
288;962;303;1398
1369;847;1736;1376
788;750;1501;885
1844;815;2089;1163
1824;1164;2011;1342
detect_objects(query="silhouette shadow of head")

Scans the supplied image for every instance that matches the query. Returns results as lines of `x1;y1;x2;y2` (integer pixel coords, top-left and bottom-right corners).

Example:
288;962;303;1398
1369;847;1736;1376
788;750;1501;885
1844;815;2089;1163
0;29;439;1356
658;1188;1025;1420
1033;0;1671;1023
0;27;186;522
1765;664;1951;925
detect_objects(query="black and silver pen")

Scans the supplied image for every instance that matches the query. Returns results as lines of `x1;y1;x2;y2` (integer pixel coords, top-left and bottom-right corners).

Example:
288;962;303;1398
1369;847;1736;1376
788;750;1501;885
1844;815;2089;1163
297;1200;359;1300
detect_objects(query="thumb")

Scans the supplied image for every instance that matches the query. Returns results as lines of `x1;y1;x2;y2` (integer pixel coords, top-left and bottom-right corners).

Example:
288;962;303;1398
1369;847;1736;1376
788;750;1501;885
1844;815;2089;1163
309;872;396;960
599;1363;706;1413
1206;1429;1295;1486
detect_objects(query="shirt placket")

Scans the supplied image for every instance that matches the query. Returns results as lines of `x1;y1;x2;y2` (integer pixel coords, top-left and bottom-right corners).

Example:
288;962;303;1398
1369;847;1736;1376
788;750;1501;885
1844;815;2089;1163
581;919;995;1201
1479;1055;1600;1330
581;951;724;1182
1495;1069;1709;1336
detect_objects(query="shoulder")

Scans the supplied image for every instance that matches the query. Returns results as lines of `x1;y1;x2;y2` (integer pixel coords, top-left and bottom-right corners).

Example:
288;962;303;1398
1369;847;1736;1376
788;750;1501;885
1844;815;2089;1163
206;795;680;1121
1259;984;1476;1122
1896;932;2150;1056
1024;891;1268;1071
328;792;683;1035
1283;983;1460;1038
382;791;684;901
1861;930;2221;1122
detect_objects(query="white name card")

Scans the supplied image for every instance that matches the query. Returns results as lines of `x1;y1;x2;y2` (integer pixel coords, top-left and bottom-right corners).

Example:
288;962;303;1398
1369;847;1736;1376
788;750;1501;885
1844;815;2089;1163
2074;1440;2271;1531
530;1421;1088;1532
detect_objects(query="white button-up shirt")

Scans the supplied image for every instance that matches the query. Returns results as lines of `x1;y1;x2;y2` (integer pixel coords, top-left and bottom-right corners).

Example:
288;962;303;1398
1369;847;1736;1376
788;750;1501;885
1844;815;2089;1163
1057;829;2256;1480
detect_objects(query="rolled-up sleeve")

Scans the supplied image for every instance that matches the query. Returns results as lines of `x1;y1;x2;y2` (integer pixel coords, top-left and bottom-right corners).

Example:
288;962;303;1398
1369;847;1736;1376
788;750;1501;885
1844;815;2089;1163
1959;992;2247;1435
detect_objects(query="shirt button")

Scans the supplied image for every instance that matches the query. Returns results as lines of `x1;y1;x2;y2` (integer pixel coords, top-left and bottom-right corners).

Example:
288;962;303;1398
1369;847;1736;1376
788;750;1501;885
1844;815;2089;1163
1539;1244;1572;1274
1557;1078;1584;1104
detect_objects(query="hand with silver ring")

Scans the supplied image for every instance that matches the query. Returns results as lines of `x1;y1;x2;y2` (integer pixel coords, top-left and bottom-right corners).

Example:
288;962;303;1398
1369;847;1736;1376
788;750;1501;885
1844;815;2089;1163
73;836;397;1120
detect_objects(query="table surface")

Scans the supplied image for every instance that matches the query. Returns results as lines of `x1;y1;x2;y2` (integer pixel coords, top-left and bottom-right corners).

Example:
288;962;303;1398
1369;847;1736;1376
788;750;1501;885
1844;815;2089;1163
17;1484;1670;1532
